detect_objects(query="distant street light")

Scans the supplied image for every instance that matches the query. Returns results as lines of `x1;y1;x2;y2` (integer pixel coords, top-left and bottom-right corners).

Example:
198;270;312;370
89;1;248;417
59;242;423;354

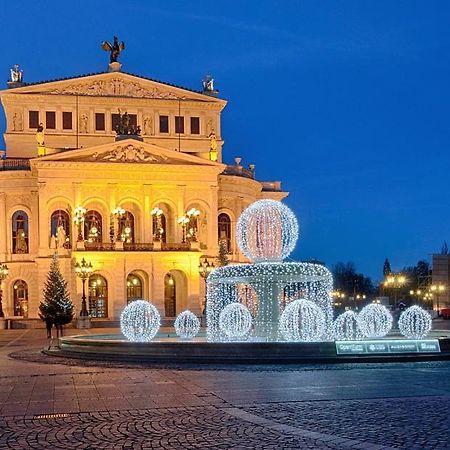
383;273;407;307
430;284;446;315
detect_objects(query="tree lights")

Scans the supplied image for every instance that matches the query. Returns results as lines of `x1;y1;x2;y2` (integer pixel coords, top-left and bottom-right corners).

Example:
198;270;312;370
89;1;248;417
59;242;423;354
218;303;253;341
174;310;200;340
398;305;432;339
236;199;298;262
357;304;393;338
120;300;160;342
279;299;325;342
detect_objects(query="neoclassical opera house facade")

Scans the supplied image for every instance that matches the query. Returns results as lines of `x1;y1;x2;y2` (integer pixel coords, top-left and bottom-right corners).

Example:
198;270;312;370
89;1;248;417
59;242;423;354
0;61;287;324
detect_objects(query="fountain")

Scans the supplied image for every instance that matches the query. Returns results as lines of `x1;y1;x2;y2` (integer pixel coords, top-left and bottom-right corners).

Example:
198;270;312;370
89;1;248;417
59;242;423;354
55;200;449;363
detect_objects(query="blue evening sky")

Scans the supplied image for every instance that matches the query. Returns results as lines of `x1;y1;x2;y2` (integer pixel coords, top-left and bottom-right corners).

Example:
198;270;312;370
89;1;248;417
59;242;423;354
1;1;449;281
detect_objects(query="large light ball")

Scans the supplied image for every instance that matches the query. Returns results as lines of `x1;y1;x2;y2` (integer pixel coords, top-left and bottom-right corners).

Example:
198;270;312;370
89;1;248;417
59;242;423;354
279;299;325;342
333;310;362;341
174;310;200;339
357;304;393;338
120;300;160;342
398;305;432;339
219;303;253;340
236;199;299;262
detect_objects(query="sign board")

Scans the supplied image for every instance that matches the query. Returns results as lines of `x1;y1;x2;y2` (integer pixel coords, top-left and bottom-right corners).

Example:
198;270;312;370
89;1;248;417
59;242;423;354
335;339;440;355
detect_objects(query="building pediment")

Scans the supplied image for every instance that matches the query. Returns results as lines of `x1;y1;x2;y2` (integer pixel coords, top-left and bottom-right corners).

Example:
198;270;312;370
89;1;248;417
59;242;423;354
1;71;226;106
32;139;225;168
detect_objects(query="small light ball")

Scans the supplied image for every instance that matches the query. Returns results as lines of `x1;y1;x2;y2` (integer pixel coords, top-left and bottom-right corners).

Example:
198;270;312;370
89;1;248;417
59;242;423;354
279;299;325;342
120;300;160;342
398;305;432;339
333;310;362;341
174;310;200;339
219;303;253;340
236;199;299;262
357;304;393;338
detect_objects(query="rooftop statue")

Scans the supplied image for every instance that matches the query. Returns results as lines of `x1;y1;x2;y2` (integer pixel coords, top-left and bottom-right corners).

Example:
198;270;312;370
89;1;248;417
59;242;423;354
9;64;23;83
202;74;214;92
101;36;125;63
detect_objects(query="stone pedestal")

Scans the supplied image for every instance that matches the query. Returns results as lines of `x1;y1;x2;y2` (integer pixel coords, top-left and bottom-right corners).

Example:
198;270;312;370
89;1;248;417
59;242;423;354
153;241;161;250
0;318;6;330
190;241;200;250
76;241;85;250
108;62;122;72
115;241;124;250
76;316;91;329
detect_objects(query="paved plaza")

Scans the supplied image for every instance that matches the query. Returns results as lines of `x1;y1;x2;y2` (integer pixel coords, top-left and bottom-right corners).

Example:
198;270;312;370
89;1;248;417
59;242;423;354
0;329;449;449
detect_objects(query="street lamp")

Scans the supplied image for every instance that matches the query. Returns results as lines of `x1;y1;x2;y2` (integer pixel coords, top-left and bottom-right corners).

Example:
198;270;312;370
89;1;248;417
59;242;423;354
186;208;200;242
73;206;87;242
430;284;446;315
199;258;215;315
0;263;9;318
74;258;93;317
178;215;189;243
383;273;407;307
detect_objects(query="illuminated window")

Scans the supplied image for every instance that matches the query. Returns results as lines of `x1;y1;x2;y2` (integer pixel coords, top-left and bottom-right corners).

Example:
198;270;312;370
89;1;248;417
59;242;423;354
218;213;231;252
12;210;29;254
13;280;28;317
88;275;108;318
118;211;134;243
84;210;102;242
50;210;71;248
127;273;143;303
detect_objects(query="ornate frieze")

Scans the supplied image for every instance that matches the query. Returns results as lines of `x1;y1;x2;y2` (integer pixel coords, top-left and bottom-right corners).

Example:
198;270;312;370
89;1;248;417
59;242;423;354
48;79;181;100
91;144;169;163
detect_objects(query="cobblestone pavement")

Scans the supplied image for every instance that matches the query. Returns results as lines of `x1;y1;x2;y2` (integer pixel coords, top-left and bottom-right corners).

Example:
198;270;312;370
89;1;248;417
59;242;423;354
0;329;450;449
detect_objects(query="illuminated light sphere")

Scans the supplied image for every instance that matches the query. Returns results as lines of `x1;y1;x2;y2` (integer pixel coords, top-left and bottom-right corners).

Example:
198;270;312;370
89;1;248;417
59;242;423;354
357;304;393;338
174;310;200;340
120;300;160;342
279;299;325;342
333;310;362;341
398;305;432;339
219;303;253;340
236;199;299;262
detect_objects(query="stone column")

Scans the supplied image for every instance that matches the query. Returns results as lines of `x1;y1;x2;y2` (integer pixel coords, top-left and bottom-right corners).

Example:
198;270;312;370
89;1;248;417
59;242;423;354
143;184;152;243
0;192;6;261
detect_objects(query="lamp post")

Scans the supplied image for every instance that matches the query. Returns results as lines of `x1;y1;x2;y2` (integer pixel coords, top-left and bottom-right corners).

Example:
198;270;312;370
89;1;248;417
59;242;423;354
186;208;200;242
199;258;215;316
409;289;423;307
430;283;446;316
178;215;189;243
383;273;407;308
75;258;93;317
0;263;9;319
73;206;87;242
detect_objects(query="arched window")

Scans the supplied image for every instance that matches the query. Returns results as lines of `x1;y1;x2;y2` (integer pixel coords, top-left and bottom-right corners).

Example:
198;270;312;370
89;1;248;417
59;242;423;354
164;273;176;317
119;211;134;243
84;210;102;243
127;272;142;303
12;211;29;254
88;275;108;318
218;213;231;252
50;210;71;248
13;280;28;317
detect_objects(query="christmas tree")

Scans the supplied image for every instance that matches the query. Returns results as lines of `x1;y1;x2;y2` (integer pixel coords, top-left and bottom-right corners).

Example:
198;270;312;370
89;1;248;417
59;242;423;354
39;253;74;337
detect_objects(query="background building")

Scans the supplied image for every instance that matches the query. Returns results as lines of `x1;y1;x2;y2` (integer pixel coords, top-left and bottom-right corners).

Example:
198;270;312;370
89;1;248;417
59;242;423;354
0;60;287;324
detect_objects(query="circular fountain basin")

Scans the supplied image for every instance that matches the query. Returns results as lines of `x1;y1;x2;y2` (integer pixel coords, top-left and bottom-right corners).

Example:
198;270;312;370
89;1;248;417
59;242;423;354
53;331;450;364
